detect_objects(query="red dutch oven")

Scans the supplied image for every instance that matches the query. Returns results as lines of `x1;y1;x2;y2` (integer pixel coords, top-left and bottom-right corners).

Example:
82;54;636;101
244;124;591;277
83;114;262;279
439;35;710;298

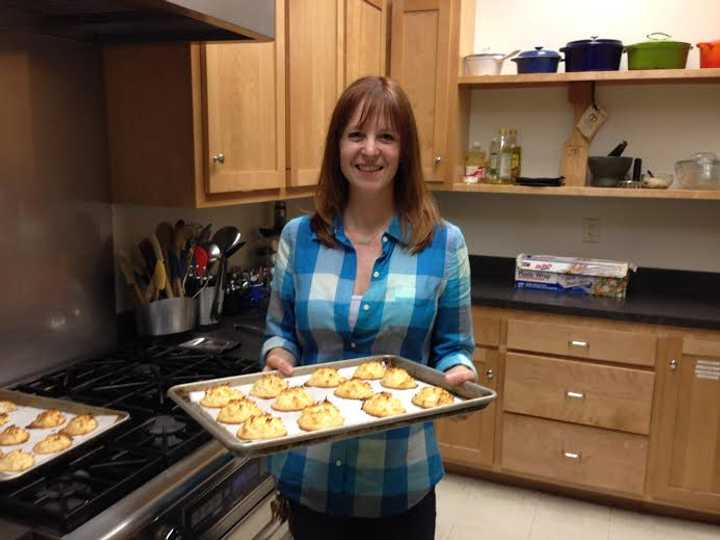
697;40;720;68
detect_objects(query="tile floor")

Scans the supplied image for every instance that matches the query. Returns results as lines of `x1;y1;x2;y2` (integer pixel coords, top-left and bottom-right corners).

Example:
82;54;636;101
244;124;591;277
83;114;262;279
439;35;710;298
436;473;720;540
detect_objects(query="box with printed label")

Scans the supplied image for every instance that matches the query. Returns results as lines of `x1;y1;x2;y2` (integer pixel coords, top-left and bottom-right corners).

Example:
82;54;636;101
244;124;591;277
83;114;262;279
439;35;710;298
514;254;635;299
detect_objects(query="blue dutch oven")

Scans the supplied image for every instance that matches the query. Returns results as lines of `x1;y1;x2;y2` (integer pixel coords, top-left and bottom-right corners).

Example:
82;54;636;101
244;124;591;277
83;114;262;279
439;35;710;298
512;46;562;73
560;36;624;71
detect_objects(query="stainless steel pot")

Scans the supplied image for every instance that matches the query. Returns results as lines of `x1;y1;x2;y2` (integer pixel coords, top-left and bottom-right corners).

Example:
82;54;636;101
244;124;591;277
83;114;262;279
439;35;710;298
135;297;196;335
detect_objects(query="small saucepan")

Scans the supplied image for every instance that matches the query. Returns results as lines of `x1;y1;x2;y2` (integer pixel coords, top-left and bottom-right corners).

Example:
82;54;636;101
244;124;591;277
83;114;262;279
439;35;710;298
463;49;520;76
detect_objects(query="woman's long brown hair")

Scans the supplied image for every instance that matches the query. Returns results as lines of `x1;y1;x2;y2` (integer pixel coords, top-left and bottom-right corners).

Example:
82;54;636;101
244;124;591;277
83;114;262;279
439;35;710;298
311;76;440;253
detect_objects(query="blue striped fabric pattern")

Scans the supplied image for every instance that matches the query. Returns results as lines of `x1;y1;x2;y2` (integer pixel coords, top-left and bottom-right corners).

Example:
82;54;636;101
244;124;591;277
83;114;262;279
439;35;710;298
261;214;475;517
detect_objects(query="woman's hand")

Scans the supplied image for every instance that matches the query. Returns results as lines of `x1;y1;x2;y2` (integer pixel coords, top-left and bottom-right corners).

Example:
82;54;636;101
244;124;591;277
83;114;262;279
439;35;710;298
444;365;477;422
444;365;477;386
264;347;296;376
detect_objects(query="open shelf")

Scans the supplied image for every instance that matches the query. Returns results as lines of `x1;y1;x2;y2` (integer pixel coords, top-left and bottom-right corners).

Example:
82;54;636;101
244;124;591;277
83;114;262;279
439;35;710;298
442;183;720;200
459;68;720;88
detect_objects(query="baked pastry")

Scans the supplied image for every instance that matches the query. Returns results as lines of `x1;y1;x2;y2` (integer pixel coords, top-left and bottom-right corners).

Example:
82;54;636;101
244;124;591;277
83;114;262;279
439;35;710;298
362;392;406;418
200;385;244;408
353;361;386;380
271;387;314;412
34;433;73;454
250;374;288;399
380;367;417;390
334;379;374;400
305;367;345;388
216;398;263;424
0;400;17;414
61;414;98;436
236;413;288;440
411;386;455;409
0;450;35;472
298;400;344;431
0;413;8;426
0;425;30;446
28;409;66;429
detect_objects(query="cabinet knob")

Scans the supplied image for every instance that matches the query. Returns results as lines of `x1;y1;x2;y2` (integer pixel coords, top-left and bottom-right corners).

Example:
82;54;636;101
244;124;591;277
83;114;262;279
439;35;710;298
433;155;442;166
212;153;225;164
562;450;582;461
486;368;494;380
670;359;678;370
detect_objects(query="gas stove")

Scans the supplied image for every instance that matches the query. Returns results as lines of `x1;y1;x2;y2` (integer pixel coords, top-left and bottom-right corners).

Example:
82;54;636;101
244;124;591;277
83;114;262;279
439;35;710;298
0;321;285;539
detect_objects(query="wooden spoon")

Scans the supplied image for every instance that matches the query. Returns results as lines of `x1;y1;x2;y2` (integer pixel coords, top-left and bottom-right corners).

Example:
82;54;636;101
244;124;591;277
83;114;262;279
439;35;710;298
150;234;173;298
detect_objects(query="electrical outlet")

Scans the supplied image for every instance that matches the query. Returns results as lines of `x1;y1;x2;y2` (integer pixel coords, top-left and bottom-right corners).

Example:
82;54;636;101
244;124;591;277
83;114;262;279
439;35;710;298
582;218;601;244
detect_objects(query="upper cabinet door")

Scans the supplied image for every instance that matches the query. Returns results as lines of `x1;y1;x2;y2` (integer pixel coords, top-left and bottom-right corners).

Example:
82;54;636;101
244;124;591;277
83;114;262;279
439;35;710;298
390;0;451;182
651;337;720;512
204;0;286;194
287;0;344;188
345;0;388;86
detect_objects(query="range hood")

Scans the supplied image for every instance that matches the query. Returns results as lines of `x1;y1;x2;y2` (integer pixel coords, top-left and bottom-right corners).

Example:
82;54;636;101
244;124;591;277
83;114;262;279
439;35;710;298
0;0;274;43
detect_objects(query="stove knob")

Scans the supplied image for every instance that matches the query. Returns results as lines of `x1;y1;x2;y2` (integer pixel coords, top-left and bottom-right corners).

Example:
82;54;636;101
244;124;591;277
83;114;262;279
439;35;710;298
153;525;182;540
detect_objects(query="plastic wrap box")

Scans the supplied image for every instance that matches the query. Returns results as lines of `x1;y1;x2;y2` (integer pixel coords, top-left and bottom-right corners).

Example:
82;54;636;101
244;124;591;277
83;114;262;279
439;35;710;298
515;254;635;299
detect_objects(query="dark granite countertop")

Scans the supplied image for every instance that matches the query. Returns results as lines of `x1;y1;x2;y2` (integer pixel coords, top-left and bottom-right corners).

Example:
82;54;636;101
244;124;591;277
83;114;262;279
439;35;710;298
470;256;720;330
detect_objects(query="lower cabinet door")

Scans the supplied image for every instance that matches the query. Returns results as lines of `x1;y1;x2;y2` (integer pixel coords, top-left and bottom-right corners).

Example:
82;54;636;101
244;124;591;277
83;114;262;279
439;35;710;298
436;348;498;468
502;413;648;495
650;337;720;512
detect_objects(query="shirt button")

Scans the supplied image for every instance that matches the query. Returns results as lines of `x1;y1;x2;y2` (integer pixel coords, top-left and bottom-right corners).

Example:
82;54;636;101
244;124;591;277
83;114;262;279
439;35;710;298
372;271;380;278
363;304;370;311
336;460;342;467
350;342;356;349
382;236;388;243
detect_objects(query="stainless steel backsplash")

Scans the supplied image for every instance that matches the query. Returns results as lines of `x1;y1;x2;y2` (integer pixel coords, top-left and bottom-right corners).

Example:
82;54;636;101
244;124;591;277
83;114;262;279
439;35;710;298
0;33;116;384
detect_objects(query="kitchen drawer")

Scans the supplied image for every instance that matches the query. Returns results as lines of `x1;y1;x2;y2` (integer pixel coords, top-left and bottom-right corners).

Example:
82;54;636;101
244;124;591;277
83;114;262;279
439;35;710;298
502;413;648;495
504;353;654;434
472;314;501;347
507;319;656;367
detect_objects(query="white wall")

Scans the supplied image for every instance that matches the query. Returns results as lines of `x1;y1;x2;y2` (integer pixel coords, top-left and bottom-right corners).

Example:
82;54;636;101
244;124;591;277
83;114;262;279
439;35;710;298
447;0;720;271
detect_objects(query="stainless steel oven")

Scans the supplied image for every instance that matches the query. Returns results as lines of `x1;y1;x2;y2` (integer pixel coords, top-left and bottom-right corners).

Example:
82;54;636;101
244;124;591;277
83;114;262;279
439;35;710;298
0;327;288;540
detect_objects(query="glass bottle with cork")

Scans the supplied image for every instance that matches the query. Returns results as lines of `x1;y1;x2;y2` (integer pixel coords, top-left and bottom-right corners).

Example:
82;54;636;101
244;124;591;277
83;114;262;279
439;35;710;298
498;128;514;184
487;133;501;184
510;129;522;182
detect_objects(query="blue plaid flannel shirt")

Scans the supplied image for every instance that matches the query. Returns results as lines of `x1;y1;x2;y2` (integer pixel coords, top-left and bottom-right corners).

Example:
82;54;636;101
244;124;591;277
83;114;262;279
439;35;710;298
260;214;475;517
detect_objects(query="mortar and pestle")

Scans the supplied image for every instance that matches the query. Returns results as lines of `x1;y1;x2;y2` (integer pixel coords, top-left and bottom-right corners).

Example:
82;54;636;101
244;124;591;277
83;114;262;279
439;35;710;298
588;141;633;187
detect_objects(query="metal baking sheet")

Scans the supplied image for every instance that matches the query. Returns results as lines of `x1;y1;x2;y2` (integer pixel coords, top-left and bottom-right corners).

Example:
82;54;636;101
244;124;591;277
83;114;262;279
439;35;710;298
168;355;497;457
0;389;130;481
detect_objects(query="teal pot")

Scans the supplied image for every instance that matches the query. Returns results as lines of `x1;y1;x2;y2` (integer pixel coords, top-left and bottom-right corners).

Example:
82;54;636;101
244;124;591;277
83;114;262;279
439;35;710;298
625;32;692;70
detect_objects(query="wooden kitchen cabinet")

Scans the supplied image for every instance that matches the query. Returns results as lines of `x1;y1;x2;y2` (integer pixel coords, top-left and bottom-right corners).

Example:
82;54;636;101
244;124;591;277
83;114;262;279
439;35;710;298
649;336;720;513
390;0;476;183
203;37;285;194
105;0;388;207
436;347;499;468
287;0;388;187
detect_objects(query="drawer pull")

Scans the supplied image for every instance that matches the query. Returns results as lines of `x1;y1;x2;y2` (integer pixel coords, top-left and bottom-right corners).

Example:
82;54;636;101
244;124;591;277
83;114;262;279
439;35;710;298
670;359;678;371
569;339;589;348
563;451;582;461
486;368;495;380
566;391;585;400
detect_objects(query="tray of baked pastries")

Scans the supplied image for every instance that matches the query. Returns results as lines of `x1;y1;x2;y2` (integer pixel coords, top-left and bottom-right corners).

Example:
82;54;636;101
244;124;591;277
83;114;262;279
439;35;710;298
0;389;129;481
167;355;497;457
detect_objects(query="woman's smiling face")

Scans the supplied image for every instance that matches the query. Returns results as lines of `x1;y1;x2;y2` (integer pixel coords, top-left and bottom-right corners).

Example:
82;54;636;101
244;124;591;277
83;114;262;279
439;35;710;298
339;104;400;198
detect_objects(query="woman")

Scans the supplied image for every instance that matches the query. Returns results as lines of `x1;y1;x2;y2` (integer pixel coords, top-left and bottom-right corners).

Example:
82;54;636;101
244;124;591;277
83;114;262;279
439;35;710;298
261;76;476;539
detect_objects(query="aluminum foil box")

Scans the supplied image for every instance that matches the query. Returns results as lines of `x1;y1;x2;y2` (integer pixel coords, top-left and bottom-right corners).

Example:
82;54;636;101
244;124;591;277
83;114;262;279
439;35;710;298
515;254;636;299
